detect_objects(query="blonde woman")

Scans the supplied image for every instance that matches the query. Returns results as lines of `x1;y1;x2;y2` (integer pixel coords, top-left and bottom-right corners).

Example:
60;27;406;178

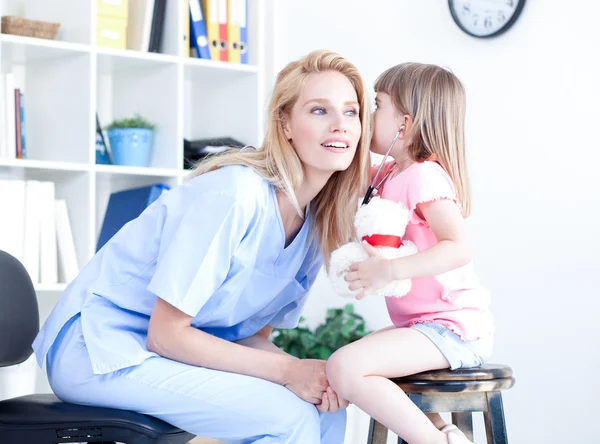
32;50;371;443
327;63;494;444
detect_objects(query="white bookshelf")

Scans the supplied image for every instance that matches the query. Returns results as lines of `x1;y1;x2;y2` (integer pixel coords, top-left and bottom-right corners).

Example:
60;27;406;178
0;0;267;288
0;0;268;394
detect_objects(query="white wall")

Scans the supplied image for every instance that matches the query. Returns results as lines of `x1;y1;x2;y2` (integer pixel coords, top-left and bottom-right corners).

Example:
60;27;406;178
273;1;600;443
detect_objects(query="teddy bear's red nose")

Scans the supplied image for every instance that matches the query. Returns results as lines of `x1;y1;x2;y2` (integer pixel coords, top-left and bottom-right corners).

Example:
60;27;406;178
362;234;403;248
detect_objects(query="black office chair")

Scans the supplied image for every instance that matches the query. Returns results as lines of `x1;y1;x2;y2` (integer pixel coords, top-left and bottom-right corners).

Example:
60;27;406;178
0;250;195;444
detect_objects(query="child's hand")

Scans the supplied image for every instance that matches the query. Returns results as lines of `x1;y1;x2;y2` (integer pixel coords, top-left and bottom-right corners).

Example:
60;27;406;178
344;241;394;300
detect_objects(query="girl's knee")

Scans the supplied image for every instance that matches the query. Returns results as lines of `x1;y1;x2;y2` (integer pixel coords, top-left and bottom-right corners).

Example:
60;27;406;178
326;347;362;399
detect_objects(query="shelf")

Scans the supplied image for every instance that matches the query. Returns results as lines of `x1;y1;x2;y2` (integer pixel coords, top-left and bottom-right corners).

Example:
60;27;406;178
0;160;182;178
94;164;180;178
0;159;90;172
0;34;258;75
183;56;259;77
0;33;90;63
34;283;68;293
96;46;179;75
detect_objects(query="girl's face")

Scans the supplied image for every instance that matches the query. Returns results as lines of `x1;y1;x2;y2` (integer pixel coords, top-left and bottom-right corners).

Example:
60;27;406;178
283;70;361;181
371;92;407;158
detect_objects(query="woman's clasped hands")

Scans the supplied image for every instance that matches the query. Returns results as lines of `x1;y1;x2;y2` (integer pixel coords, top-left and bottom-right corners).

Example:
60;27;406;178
282;358;350;413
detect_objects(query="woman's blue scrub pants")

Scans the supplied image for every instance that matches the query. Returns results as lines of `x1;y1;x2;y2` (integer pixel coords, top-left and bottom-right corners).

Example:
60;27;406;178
46;315;347;443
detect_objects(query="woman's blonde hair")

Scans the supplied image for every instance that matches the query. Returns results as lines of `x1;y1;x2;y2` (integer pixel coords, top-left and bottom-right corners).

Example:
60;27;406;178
374;63;471;217
193;50;371;266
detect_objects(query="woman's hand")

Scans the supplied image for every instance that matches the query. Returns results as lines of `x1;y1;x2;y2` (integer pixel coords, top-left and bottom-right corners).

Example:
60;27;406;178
316;387;351;413
282;359;329;404
344;242;395;300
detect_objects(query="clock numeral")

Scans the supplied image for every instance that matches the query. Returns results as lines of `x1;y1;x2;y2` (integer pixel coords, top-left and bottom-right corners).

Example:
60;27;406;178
450;0;523;37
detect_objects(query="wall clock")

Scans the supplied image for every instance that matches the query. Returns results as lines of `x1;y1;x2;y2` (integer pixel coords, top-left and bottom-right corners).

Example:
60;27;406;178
449;0;526;38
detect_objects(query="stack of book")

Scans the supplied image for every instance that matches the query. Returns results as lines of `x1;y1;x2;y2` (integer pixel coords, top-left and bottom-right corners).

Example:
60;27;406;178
0;71;27;160
0;180;78;286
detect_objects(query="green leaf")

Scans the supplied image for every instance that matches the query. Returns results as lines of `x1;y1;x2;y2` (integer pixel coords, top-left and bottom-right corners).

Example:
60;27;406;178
314;346;333;360
341;324;352;338
326;308;341;319
107;113;155;130
267;303;372;360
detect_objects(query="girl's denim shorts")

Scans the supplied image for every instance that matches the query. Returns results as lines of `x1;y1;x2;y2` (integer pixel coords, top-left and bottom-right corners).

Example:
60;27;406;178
410;322;494;370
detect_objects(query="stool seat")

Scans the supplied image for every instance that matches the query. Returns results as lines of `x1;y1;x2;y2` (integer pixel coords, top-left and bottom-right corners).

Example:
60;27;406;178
395;364;513;382
391;364;515;394
0;394;195;443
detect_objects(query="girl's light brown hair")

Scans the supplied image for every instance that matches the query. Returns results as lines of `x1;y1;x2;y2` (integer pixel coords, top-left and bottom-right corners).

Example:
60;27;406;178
193;50;371;266
375;63;471;217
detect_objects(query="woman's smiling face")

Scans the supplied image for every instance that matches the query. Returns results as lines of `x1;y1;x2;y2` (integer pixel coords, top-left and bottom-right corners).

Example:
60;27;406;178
283;70;362;181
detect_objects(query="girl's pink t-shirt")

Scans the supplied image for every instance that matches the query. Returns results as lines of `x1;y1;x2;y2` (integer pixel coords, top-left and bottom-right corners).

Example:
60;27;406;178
374;161;493;341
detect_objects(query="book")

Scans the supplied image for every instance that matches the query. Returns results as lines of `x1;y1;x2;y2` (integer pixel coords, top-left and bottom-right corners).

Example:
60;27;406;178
0;179;26;263
96;183;170;251
55;199;79;284
39;181;58;284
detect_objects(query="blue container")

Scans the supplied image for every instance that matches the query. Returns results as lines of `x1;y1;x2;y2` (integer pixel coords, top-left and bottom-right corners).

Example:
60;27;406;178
108;128;153;167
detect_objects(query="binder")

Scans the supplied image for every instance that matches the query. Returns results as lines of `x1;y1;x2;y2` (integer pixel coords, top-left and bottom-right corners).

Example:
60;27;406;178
127;0;155;52
227;0;241;63
148;0;166;53
239;0;248;64
189;0;211;59
96;184;170;252
0;179;26;263
0;73;6;158
23;181;42;284
55;199;79;284
39;181;58;285
183;0;190;57
217;0;228;61
202;0;220;60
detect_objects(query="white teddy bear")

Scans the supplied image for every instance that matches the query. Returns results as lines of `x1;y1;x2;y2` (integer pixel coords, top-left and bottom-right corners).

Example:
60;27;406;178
328;196;418;298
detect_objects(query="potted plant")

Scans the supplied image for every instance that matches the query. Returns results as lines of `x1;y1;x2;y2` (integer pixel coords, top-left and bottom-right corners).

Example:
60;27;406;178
106;114;155;167
271;304;372;359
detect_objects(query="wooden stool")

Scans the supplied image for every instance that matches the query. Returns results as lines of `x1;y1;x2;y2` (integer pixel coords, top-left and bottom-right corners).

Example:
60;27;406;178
367;364;515;444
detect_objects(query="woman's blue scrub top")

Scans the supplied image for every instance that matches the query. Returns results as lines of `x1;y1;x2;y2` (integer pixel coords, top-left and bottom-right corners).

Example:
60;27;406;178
33;165;322;374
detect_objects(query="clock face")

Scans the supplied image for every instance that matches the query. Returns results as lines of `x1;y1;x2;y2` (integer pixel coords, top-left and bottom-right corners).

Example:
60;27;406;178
449;0;526;38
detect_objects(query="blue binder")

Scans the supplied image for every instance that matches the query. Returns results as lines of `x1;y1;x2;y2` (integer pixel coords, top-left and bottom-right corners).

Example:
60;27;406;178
189;0;211;59
96;183;170;252
240;0;248;64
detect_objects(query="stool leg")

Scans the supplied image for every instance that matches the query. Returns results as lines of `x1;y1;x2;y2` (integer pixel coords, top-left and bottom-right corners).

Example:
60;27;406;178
367;417;389;444
452;412;474;441
484;391;509;444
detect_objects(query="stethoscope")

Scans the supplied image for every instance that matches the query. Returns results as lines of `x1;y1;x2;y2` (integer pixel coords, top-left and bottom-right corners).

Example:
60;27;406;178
361;125;405;206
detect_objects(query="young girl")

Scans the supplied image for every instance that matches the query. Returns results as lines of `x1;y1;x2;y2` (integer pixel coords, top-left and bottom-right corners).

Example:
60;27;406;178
326;63;494;444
